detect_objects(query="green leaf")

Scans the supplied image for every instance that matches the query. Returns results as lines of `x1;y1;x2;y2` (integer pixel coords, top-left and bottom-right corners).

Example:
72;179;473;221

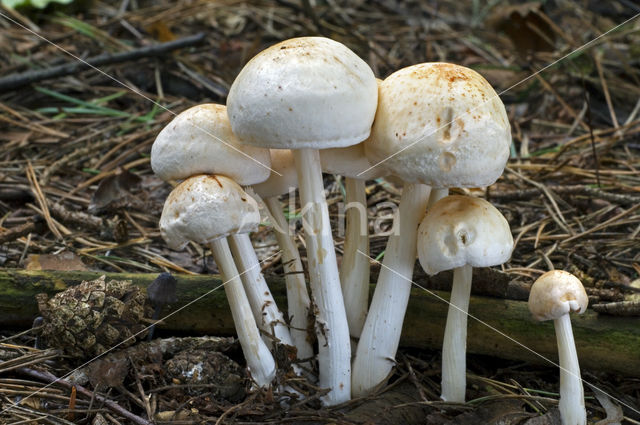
35;87;157;122
2;0;73;10
1;0;25;8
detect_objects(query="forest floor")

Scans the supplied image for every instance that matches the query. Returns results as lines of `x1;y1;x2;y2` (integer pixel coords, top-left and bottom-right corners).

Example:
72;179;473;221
0;0;639;423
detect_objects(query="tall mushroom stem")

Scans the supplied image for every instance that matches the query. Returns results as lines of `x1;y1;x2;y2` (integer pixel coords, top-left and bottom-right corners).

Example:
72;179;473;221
293;148;351;405
228;233;293;347
341;177;370;338
264;196;314;363
554;314;586;425
352;182;431;397
209;238;276;387
441;264;473;402
428;188;449;207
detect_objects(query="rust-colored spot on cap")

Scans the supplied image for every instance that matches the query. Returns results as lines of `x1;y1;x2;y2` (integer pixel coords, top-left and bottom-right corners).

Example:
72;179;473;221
207;175;223;188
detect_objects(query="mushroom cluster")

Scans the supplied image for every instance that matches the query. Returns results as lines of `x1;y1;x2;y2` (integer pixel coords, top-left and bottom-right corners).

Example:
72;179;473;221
151;36;589;417
352;62;512;400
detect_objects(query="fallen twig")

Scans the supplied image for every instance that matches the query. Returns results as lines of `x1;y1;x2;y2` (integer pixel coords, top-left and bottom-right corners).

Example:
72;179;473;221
15;368;153;425
0;33;206;92
0;216;45;245
48;203;104;233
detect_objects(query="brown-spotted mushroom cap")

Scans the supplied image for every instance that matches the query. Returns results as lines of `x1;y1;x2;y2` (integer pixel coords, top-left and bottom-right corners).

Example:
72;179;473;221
528;270;589;321
253;149;298;199
320;142;386;180
417;195;513;275
151;104;271;185
159;174;260;250
227;37;378;149
365;63;511;188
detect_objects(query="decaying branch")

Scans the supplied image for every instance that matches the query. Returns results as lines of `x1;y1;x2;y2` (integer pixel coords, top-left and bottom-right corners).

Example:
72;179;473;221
0;33;206;92
48;202;104;232
0;216;46;245
0;270;639;377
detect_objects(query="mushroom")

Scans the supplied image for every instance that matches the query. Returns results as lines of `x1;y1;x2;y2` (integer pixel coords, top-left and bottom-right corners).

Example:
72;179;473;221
352;62;511;397
151;103;294;350
227;37;378;404
529;270;588;425
160;174;276;387
417;195;513;402
320;143;384;338
151;103;271;186
253;149;314;363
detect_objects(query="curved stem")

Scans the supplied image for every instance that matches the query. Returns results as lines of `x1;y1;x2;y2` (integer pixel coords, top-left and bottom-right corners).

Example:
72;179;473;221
209;239;275;387
265;196;314;363
441;264;473;402
554;314;586;425
228;233;293;347
340;177;369;338
352;182;431;397
293;148;351;405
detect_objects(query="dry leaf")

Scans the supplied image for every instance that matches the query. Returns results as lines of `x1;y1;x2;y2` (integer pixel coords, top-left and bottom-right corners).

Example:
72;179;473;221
146;21;176;42
17;395;42;410
590;384;623;425
88;357;129;388
487;2;556;58
25;250;88;271
89;168;142;213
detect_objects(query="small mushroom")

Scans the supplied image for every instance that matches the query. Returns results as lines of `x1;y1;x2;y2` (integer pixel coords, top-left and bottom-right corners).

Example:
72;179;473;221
529;270;588;425
417;195;513;402
160;174;276;387
151;104;294;352
151;103;271;185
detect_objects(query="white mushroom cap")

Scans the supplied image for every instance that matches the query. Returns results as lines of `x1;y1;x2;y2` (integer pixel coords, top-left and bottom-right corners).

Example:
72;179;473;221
253;149;298;199
151;104;271;186
227;37;378;149
320;142;385;180
365;63;511;188
160;174;260;250
528;270;589;321
417;195;513;275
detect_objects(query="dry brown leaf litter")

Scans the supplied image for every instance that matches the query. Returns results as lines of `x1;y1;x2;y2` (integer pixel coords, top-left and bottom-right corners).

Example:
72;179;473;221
0;0;639;423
